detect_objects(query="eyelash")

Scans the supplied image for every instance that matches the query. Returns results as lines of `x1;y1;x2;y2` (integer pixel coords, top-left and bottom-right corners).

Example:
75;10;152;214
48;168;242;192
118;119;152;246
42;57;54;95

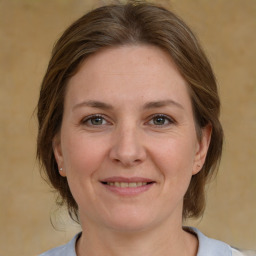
81;114;110;126
147;114;176;127
81;114;176;127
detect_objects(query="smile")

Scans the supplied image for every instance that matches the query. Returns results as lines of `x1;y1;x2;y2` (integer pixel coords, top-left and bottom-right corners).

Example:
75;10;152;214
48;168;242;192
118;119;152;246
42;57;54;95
100;177;155;196
105;182;148;187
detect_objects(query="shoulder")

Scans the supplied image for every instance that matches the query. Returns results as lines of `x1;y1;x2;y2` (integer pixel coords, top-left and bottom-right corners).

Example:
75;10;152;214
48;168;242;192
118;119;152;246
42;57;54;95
39;233;81;256
187;227;256;256
232;248;256;256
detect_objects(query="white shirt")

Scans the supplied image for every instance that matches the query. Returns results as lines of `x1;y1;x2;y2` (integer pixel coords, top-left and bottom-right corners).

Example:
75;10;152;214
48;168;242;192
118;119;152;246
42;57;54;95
39;227;255;256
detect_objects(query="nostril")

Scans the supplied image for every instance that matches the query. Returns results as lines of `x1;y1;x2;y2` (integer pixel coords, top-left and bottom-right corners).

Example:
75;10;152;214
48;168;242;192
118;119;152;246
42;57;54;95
113;158;121;164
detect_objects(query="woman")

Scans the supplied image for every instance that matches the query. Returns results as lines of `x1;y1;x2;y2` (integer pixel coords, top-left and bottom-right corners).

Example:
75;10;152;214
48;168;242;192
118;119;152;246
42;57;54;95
37;1;254;255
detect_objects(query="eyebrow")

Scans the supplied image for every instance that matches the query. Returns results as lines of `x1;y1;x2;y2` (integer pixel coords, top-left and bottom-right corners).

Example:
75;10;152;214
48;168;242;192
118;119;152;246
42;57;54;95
72;99;184;111
72;100;113;111
143;100;184;110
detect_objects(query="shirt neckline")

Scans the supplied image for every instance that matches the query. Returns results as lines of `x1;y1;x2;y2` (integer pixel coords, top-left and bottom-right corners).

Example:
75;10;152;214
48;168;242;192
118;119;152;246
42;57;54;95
67;227;232;256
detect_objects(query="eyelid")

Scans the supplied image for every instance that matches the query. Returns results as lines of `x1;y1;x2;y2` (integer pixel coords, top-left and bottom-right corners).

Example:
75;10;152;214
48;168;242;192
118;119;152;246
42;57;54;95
81;114;112;126
80;113;176;127
146;114;176;126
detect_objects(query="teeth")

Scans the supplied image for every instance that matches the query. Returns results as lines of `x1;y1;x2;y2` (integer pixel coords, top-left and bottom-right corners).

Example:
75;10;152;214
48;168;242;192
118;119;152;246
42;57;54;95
129;182;137;187
106;182;148;187
120;182;128;188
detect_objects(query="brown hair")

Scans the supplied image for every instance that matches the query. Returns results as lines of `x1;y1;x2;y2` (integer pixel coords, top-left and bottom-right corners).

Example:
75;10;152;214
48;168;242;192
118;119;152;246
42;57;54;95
37;0;223;221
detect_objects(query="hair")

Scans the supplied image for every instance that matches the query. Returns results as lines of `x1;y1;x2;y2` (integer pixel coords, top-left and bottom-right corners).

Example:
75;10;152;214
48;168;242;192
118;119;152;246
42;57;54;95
37;0;223;221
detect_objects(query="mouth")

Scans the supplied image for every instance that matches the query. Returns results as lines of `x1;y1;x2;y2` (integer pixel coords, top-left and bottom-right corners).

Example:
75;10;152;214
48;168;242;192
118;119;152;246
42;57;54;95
100;177;155;196
101;181;155;188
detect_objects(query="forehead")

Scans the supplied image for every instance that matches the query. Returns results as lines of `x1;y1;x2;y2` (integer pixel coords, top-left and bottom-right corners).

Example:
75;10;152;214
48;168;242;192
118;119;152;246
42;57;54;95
65;45;191;108
72;45;184;82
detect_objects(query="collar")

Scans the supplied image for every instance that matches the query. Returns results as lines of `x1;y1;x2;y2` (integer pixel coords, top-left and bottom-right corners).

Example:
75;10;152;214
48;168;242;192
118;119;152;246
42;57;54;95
189;227;232;256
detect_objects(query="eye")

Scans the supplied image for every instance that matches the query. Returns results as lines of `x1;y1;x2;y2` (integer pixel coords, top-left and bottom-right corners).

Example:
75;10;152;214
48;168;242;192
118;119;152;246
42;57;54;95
147;114;175;126
82;115;109;126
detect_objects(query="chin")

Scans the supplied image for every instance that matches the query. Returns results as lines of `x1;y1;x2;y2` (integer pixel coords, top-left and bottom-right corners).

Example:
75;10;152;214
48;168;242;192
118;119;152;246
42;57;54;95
102;209;158;233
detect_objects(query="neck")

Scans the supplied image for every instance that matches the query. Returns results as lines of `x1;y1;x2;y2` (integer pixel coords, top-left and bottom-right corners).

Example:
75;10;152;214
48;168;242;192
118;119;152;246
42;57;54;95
76;218;198;256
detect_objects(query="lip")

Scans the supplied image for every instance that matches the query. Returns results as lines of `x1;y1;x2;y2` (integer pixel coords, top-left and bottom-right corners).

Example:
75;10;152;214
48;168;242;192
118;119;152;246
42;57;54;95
101;176;154;183
100;176;156;196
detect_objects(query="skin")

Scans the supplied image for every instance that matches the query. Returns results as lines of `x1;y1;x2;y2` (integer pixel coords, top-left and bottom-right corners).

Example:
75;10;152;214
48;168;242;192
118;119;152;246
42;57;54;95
53;45;211;256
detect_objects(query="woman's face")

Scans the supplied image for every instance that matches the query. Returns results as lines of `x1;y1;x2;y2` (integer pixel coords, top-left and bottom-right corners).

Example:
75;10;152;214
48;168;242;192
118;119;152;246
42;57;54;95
53;45;211;232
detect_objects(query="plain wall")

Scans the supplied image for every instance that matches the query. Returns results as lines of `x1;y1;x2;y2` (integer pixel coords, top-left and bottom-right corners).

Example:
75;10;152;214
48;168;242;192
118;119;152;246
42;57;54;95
0;0;255;255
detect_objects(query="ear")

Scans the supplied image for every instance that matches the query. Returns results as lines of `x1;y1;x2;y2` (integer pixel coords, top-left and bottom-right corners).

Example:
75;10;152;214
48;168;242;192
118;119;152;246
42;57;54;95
192;124;212;175
52;133;66;177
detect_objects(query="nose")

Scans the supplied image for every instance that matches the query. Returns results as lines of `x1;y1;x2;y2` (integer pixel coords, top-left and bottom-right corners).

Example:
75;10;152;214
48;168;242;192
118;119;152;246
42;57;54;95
109;124;147;167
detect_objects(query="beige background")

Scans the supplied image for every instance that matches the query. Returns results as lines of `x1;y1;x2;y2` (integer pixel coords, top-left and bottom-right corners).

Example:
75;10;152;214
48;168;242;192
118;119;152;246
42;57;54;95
0;0;255;255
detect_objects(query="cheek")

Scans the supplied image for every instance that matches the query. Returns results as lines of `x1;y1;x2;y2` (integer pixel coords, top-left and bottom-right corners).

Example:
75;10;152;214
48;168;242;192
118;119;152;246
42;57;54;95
61;132;108;178
61;133;110;205
150;136;197;181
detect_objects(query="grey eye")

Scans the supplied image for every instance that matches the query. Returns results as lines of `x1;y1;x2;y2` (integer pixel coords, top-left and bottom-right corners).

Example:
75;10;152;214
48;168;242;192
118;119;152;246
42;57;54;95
153;116;168;125
90;116;104;125
82;115;108;126
147;114;174;127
